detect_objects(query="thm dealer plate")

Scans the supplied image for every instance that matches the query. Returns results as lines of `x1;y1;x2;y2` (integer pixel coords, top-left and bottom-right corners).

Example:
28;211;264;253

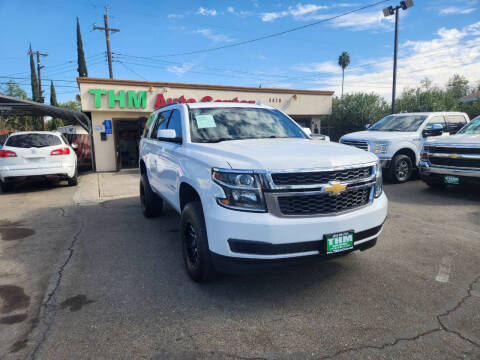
444;175;460;185
325;231;354;255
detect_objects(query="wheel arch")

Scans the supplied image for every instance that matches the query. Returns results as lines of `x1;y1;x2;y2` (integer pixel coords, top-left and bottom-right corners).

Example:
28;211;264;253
393;147;417;168
179;182;202;212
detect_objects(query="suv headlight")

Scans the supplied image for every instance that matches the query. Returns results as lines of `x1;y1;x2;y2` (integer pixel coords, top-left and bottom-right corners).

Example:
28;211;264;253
212;168;266;212
373;142;388;155
374;162;383;198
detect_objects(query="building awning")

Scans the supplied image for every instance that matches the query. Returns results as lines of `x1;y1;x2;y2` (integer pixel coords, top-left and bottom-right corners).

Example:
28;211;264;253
0;94;90;131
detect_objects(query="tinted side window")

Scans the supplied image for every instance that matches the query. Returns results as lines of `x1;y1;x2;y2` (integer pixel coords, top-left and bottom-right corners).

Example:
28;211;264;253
143;113;156;138
424;116;446;130
167;110;182;138
446;115;467;134
6;134;62;148
149;111;171;139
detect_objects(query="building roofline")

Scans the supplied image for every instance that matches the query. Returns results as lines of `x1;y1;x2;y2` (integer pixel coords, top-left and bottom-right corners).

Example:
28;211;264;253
76;77;334;96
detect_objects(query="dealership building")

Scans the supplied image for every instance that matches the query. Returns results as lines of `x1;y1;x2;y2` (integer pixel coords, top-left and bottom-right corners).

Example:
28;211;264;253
77;78;334;172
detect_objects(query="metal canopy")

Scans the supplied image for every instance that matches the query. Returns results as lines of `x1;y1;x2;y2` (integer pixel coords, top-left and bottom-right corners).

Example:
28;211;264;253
0;94;90;131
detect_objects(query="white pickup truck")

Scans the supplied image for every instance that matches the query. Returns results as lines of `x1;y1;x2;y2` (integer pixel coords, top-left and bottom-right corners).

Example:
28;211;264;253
340;112;470;183
420;115;480;188
139;103;387;282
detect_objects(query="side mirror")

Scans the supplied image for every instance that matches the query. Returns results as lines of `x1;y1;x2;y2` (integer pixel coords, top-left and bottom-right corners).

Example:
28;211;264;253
71;143;79;150
423;123;443;137
157;129;182;143
365;123;371;129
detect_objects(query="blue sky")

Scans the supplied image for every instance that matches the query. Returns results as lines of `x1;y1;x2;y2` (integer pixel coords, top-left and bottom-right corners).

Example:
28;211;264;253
0;0;479;103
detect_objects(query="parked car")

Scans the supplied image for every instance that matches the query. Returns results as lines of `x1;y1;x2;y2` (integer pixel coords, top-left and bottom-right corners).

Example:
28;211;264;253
420;115;480;188
340;112;470;183
139;102;387;282
0;131;78;192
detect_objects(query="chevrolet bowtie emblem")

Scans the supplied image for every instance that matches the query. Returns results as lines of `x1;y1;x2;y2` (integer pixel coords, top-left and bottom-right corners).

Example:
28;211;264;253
324;183;347;195
449;154;460;158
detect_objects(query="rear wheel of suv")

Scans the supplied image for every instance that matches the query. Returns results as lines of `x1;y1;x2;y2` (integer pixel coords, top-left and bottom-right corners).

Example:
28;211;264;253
389;154;413;183
68;166;78;186
0;181;14;193
181;201;216;283
140;173;163;217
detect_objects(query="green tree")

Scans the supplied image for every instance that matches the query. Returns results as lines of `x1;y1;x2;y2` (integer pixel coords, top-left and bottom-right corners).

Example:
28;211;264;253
338;51;350;98
323;93;390;140
46;118;64;131
446;74;469;100
50;80;59;107
29;43;40;102
76;17;88;77
0;80;34;130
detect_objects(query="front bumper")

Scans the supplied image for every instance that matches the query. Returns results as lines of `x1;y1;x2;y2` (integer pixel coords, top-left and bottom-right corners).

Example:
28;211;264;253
419;160;480;184
204;192;388;260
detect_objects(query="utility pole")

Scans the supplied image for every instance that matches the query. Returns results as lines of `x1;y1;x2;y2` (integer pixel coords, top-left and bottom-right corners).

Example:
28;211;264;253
93;7;119;79
382;0;414;114
28;47;48;130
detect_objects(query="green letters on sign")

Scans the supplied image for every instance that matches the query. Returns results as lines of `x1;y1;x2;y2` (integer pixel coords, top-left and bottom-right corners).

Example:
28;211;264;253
89;89;107;108
108;90;126;108
128;90;147;109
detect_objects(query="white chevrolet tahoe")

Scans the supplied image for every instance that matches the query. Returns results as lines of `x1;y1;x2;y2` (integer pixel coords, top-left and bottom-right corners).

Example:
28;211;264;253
139;103;387;282
340;112;470;183
420;115;480;188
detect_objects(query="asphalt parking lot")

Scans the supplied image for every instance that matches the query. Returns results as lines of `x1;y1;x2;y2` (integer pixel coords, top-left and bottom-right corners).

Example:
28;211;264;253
0;171;479;360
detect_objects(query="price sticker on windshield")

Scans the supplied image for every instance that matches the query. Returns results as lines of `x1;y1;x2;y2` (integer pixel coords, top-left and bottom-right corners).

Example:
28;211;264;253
195;115;216;129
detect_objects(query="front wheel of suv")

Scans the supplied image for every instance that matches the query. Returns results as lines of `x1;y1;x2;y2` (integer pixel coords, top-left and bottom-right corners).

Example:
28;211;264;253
140;173;163;217
181;201;216;283
389;154;413;183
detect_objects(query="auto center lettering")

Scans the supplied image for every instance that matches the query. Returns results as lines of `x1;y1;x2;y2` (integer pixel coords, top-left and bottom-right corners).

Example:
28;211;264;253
88;89;256;110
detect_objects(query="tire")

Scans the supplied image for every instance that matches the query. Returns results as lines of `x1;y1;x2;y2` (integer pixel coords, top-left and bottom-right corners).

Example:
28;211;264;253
68;166;78;186
389;154;413;183
181;201;216;283
140;173;163;217
0;181;14;193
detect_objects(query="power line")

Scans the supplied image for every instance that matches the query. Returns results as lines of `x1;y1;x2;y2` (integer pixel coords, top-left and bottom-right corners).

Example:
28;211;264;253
145;0;391;58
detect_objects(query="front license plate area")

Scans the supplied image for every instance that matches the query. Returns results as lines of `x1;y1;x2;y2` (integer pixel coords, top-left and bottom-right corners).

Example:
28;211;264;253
324;231;354;255
444;175;460;185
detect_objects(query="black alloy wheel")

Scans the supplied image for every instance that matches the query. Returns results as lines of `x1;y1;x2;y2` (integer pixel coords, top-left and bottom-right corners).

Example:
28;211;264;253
184;221;199;266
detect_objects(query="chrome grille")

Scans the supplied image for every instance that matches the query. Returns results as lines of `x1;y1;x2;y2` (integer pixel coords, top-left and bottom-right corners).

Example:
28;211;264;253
277;187;371;216
271;166;372;186
340;139;369;151
430;157;480;169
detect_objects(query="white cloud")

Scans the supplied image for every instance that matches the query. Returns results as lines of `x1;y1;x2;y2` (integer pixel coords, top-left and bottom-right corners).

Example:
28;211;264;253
439;7;476;15
194;29;234;43
330;11;395;31
168;13;184;19
261;3;328;22
167;63;194;75
197;7;217;16
306;22;480;98
227;6;234;13
292;61;341;74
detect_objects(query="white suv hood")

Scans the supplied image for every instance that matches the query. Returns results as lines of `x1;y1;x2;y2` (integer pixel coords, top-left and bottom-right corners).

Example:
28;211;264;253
191;138;378;171
342;130;416;142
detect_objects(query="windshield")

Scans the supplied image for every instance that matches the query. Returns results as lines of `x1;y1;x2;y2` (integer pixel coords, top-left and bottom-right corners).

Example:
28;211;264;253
369;114;427;132
457;116;480;134
5;134;61;148
189;107;307;143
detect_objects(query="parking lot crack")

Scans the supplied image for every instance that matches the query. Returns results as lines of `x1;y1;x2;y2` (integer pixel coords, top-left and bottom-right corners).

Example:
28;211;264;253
318;275;480;359
437;274;480;348
28;218;86;359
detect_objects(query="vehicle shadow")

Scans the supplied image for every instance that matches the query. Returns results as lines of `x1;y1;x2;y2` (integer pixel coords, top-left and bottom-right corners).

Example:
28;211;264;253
0;180;70;195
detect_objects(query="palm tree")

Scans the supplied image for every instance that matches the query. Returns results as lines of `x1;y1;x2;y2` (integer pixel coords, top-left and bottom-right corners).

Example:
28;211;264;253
338;51;350;98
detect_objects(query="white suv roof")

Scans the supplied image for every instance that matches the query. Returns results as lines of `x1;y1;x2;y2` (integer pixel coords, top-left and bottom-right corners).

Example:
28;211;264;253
392;112;467;116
